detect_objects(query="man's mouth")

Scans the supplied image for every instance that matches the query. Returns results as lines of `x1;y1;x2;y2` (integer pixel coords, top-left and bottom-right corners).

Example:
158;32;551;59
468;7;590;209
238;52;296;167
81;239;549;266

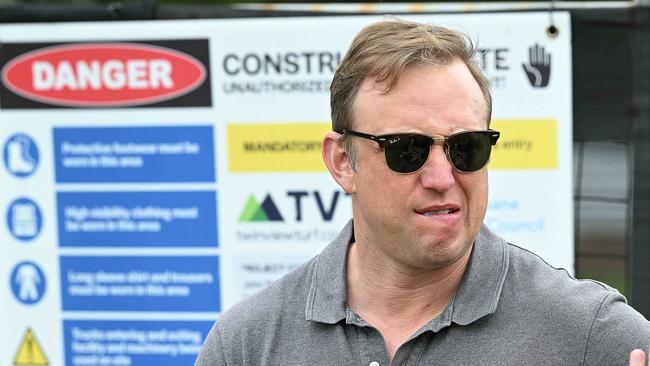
422;209;456;216
416;206;460;216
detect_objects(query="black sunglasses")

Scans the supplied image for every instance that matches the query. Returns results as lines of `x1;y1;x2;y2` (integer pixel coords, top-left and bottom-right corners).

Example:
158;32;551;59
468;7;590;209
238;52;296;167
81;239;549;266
342;129;500;174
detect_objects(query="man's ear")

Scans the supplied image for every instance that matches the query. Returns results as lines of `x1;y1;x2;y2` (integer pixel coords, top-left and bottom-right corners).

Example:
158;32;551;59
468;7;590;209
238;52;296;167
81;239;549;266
322;131;356;194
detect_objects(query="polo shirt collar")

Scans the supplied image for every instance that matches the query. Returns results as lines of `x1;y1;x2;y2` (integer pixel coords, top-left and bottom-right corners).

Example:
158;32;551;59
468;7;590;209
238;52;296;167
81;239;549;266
305;220;510;328
447;224;509;326
304;220;353;324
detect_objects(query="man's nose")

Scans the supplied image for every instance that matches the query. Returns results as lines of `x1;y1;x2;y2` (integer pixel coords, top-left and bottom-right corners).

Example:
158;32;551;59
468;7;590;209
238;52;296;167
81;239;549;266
419;146;455;191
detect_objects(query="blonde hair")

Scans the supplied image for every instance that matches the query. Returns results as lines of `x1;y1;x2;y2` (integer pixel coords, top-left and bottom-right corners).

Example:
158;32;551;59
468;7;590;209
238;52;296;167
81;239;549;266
330;19;492;167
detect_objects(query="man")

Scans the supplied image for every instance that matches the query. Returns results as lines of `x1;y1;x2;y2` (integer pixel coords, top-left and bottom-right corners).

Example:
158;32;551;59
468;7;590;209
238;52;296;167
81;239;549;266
196;19;650;365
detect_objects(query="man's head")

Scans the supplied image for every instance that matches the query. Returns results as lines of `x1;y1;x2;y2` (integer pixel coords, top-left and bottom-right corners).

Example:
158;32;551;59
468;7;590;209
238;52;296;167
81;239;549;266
322;19;495;271
330;19;492;168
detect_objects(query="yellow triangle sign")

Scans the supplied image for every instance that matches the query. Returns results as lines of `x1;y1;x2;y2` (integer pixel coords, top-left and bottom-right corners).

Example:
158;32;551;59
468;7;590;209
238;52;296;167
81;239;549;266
13;328;49;366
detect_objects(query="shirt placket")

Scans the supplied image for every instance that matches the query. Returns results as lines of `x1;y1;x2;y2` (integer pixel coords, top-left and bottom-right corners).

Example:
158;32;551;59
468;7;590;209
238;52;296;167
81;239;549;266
345;309;442;366
391;333;427;366
346;309;390;366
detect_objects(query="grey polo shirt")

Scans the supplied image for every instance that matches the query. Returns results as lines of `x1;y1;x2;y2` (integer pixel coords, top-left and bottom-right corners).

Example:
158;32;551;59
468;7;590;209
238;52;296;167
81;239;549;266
195;221;650;366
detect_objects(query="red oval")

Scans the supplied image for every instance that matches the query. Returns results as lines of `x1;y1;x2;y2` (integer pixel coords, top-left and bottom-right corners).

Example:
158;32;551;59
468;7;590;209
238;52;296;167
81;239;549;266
1;43;207;107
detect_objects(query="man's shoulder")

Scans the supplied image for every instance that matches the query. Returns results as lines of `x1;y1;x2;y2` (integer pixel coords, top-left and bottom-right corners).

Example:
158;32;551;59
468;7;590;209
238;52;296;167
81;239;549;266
218;255;318;333
474;226;619;310
195;253;331;365
504;242;623;310
499;242;650;363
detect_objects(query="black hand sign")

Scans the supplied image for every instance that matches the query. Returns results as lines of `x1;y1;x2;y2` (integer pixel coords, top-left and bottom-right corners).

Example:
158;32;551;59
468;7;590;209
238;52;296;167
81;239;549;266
522;44;551;88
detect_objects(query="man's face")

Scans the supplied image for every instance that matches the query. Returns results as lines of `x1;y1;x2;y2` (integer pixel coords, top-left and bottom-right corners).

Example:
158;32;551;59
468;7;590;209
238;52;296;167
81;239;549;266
348;60;490;270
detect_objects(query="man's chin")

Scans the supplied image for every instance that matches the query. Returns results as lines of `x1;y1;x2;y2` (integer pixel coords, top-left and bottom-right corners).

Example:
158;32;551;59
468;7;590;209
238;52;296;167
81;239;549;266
430;236;474;265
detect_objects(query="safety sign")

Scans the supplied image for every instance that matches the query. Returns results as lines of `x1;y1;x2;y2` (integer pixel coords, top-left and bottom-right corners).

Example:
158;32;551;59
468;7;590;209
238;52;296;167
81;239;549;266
57;191;218;247
0;13;573;366
6;197;43;241
11;261;47;305
53;126;216;183
60;255;221;312
14;328;49;365
3;133;39;178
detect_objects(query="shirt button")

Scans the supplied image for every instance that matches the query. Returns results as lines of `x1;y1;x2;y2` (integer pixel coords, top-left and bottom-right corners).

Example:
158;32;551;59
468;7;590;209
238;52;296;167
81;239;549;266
369;362;380;366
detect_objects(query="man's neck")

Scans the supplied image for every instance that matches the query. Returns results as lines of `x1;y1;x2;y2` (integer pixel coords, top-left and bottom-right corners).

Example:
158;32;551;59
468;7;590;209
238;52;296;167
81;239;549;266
346;240;472;360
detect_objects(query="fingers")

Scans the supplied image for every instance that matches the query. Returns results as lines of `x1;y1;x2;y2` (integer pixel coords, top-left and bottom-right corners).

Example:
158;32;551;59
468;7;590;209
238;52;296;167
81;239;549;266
629;349;646;366
529;44;549;66
528;44;548;65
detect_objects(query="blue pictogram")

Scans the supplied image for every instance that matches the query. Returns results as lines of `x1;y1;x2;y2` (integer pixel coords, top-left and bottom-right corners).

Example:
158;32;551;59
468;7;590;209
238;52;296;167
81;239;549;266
10;261;47;305
3;133;39;178
7;197;42;241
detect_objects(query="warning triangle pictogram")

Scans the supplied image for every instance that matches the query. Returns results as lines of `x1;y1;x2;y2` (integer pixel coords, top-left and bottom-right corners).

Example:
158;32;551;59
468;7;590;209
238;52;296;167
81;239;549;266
13;328;49;366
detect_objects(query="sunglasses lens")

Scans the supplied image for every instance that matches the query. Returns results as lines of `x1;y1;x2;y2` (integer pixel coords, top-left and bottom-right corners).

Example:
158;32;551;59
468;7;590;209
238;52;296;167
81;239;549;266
384;135;431;173
448;132;492;172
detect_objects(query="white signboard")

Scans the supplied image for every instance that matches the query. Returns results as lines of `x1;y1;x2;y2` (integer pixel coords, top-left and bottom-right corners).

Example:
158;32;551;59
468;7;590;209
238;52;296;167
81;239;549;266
0;13;572;366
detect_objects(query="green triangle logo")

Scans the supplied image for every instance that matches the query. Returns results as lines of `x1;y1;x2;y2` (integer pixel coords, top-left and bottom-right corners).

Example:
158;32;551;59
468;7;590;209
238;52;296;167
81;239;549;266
239;194;268;222
239;194;283;222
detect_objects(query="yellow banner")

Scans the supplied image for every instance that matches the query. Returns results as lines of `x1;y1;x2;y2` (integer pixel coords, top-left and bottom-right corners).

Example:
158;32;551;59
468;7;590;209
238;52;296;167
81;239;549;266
228;123;330;172
489;119;557;169
228;119;557;172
